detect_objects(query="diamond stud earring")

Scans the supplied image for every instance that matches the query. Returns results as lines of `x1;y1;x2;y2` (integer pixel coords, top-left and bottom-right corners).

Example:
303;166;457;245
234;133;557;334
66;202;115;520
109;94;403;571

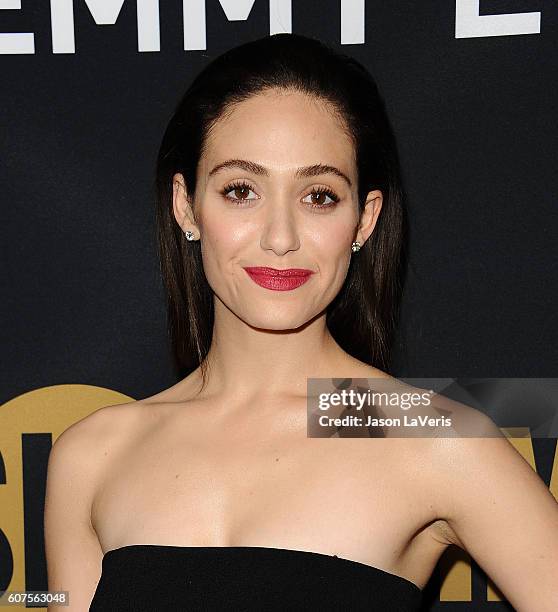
351;241;361;253
184;230;195;241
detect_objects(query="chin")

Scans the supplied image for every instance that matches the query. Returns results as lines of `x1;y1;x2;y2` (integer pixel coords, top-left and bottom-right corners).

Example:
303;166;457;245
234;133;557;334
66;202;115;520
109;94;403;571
244;311;311;332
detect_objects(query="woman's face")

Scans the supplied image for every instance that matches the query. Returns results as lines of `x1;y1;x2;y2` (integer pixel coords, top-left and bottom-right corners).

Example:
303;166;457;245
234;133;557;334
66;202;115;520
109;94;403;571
173;88;382;331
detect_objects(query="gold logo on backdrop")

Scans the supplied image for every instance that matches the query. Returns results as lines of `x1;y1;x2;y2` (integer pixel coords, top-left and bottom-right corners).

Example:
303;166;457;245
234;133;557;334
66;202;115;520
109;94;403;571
0;384;133;610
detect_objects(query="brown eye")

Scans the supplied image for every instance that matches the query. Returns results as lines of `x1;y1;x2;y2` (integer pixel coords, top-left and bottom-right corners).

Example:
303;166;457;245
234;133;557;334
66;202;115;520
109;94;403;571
310;192;328;206
233;186;250;199
302;187;340;209
221;180;258;203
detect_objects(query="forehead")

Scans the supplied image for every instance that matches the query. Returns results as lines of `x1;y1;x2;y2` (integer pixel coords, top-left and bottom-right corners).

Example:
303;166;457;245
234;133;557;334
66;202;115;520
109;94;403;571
200;89;356;177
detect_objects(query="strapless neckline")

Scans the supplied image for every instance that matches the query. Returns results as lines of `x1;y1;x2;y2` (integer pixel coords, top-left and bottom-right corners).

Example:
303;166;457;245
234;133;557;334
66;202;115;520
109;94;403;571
102;544;422;593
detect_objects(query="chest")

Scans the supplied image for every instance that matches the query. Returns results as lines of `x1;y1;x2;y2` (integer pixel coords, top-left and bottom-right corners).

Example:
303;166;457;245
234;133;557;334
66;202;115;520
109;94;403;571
91;422;433;566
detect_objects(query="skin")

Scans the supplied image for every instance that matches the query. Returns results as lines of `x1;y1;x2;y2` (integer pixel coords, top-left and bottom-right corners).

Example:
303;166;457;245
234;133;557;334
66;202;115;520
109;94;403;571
44;89;558;611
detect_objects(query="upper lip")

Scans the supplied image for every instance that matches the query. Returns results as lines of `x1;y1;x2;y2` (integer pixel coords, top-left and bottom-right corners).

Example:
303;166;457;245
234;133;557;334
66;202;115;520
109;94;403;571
243;266;314;277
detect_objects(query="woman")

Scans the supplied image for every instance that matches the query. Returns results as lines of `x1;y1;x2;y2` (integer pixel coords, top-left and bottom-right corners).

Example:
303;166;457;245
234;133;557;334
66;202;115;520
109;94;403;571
44;33;558;611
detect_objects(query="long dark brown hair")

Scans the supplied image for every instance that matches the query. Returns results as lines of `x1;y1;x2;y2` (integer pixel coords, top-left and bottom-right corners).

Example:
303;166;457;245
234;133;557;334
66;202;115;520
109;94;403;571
155;33;408;390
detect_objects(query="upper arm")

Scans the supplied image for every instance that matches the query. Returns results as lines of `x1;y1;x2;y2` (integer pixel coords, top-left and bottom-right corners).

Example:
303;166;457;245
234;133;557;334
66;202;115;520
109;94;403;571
44;410;107;611
432;414;558;611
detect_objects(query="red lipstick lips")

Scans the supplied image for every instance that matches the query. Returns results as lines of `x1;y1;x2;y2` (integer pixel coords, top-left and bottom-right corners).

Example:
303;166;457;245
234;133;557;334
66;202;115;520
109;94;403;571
243;267;314;291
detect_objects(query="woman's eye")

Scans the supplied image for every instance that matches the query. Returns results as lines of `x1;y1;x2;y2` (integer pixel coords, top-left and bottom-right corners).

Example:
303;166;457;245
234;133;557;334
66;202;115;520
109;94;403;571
302;188;340;209
221;181;258;202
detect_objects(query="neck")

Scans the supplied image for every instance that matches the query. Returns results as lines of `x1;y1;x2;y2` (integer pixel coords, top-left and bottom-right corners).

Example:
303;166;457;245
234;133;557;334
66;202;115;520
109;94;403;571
194;298;348;402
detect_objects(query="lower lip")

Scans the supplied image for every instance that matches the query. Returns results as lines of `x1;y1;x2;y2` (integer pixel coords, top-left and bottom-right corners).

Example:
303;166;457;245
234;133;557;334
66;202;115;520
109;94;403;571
243;269;312;291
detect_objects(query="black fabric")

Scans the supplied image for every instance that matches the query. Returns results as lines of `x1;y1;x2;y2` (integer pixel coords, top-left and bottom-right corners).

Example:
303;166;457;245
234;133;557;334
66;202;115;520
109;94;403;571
89;545;423;611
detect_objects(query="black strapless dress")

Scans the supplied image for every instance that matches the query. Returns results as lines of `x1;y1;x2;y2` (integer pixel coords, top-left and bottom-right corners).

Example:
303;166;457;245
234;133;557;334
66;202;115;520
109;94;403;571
89;545;423;611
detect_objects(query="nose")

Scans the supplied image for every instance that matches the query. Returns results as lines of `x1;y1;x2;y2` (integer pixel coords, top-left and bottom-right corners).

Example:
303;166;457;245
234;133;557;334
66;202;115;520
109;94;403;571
259;198;301;256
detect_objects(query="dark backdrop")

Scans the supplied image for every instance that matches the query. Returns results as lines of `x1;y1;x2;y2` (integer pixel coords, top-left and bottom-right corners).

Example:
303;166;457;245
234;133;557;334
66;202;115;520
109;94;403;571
2;2;556;610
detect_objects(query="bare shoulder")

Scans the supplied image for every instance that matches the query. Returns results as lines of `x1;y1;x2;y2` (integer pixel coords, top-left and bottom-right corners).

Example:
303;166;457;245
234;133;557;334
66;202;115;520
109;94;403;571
47;402;143;514
425;407;534;516
47;403;133;515
48;400;149;504
341;363;512;549
52;400;140;458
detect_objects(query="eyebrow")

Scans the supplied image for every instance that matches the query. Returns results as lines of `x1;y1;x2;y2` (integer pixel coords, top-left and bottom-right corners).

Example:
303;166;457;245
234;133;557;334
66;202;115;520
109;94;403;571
208;158;352;188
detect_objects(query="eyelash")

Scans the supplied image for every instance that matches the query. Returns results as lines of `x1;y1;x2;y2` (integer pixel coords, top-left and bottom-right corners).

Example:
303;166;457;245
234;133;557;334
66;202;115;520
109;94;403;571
220;180;340;210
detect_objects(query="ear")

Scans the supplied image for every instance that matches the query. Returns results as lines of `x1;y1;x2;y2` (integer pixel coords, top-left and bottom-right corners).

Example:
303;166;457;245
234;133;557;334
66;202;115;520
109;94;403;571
172;172;200;239
355;189;383;246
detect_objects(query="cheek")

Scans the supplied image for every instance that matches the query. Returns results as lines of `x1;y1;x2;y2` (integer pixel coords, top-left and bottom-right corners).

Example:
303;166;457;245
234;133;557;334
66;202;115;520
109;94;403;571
309;217;356;295
199;211;254;274
310;217;355;261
